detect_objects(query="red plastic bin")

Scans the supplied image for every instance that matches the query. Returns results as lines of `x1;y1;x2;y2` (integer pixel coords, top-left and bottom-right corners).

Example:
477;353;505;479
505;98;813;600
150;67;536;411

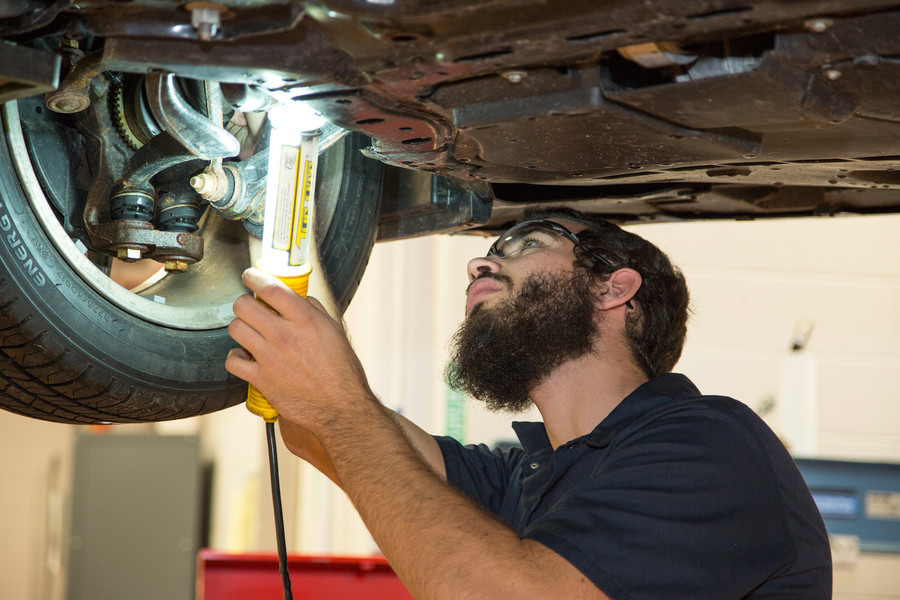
197;549;414;600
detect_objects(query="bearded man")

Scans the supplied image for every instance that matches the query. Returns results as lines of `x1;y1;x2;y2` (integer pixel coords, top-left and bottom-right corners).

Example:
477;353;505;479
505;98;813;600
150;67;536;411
226;208;832;599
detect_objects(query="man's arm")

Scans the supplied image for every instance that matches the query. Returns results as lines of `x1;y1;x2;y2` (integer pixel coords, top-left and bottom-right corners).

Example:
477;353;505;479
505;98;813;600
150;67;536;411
277;408;447;484
226;268;610;600
313;392;607;600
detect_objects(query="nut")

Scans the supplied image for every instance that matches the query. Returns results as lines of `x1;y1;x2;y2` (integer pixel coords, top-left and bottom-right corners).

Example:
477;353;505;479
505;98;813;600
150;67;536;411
164;260;190;273
117;247;142;261
190;170;228;201
186;2;226;41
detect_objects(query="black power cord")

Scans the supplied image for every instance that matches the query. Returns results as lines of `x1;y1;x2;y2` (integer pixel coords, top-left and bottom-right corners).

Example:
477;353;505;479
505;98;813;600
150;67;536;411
265;420;294;600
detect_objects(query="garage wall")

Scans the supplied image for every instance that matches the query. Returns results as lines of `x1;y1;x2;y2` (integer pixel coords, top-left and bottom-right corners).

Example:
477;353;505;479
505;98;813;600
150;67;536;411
0;417;74;600
645;214;900;461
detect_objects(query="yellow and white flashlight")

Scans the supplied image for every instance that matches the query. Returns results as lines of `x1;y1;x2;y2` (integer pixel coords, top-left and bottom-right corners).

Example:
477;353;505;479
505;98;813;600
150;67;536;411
245;101;326;600
246;101;325;421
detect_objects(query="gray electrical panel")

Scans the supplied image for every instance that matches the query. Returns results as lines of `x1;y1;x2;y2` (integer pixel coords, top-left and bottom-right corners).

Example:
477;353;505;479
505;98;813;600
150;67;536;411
66;434;204;600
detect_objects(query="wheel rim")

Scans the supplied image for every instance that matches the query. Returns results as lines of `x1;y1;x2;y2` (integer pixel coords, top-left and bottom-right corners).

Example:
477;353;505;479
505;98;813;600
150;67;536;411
4;100;249;330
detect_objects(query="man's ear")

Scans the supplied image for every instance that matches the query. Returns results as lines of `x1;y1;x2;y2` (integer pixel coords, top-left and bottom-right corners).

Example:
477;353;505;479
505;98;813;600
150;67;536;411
601;268;641;310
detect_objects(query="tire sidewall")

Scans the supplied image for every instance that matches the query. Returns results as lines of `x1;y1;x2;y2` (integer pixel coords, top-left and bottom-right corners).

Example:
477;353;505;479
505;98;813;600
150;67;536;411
0;126;242;391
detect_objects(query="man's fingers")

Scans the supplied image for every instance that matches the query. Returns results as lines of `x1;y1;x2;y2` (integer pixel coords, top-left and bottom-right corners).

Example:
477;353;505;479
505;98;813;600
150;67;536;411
307;295;326;312
227;268;365;425
306;295;339;322
229;347;253;361
241;267;312;317
225;346;258;381
227;311;269;355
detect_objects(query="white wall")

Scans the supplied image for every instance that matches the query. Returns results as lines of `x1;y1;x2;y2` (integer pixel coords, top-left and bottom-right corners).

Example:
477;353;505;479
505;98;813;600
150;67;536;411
0;417;74;600
641;215;900;461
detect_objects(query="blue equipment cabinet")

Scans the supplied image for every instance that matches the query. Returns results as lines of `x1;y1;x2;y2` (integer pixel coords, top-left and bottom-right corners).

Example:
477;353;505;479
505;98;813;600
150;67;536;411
795;458;900;554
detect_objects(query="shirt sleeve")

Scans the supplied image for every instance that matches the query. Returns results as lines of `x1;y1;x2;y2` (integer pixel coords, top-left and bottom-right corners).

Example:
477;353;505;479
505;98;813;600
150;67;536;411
434;435;523;516
521;402;806;600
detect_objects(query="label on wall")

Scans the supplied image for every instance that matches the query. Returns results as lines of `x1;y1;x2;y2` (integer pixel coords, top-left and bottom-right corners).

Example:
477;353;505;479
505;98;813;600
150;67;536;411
866;491;900;520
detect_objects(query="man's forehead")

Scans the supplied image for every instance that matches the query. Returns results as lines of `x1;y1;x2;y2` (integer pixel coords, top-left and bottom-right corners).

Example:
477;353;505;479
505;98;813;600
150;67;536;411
554;218;587;232
519;217;589;236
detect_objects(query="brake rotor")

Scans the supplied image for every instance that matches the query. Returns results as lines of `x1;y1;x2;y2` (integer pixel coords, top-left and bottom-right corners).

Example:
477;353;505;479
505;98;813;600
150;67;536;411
110;75;162;150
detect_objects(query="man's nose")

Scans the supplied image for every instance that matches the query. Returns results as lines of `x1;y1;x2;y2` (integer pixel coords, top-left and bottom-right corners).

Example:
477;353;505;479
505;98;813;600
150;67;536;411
466;256;501;282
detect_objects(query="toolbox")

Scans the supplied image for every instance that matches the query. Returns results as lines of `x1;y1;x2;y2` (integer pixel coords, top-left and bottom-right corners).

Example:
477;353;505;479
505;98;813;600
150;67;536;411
197;550;414;599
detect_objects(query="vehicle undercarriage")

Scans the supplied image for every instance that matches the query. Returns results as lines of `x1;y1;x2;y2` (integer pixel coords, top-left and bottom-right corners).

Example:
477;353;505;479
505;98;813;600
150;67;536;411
2;0;899;422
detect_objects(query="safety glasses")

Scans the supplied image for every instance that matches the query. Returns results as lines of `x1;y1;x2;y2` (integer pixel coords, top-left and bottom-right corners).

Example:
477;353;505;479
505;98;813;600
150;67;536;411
487;220;616;270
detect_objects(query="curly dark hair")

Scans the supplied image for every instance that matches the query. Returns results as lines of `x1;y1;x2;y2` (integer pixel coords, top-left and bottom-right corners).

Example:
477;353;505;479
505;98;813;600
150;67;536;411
524;207;690;378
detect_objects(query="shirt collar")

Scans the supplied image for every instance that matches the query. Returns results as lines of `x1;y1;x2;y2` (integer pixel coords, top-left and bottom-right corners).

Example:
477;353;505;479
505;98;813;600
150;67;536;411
511;373;702;454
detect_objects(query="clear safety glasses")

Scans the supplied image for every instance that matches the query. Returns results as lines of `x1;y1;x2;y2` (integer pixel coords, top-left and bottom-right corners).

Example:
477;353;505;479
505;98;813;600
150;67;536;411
486;220;616;270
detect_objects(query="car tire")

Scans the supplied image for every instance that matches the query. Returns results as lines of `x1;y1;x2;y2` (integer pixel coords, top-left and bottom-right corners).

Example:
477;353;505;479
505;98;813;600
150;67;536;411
0;101;383;424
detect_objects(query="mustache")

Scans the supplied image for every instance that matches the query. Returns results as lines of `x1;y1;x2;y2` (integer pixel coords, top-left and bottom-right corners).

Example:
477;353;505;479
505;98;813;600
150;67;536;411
466;272;513;296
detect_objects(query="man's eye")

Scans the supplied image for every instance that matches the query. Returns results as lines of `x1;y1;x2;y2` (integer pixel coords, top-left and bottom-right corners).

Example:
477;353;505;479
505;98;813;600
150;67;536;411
518;236;546;249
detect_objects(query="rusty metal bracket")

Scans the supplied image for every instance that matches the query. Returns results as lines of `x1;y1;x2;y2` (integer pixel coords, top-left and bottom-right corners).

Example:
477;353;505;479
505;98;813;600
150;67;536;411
91;220;204;271
45;51;103;114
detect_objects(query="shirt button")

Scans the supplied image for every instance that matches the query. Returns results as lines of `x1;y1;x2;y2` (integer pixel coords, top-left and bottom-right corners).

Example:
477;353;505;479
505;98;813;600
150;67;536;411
530;462;540;470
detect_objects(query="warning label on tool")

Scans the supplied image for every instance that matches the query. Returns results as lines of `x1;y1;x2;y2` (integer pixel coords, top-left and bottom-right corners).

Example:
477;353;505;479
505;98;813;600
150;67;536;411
298;158;312;242
288;156;312;266
273;145;300;252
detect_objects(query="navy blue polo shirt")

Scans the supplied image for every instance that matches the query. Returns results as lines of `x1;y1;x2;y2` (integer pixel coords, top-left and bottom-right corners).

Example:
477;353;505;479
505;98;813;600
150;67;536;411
435;374;832;599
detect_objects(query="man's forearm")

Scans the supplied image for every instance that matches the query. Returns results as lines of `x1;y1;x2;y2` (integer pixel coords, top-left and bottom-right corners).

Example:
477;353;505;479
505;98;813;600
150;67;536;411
316;394;608;600
279;420;341;484
280;399;447;483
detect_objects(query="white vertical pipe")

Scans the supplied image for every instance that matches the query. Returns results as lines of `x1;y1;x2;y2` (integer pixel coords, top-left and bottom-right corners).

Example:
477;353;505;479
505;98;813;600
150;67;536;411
774;351;819;457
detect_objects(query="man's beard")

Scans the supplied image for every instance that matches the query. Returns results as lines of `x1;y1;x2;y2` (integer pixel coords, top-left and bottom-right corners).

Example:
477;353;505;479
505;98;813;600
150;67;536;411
447;268;600;413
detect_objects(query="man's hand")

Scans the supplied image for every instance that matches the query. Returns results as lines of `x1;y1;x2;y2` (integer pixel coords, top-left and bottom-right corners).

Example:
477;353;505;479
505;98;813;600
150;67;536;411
225;267;372;431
